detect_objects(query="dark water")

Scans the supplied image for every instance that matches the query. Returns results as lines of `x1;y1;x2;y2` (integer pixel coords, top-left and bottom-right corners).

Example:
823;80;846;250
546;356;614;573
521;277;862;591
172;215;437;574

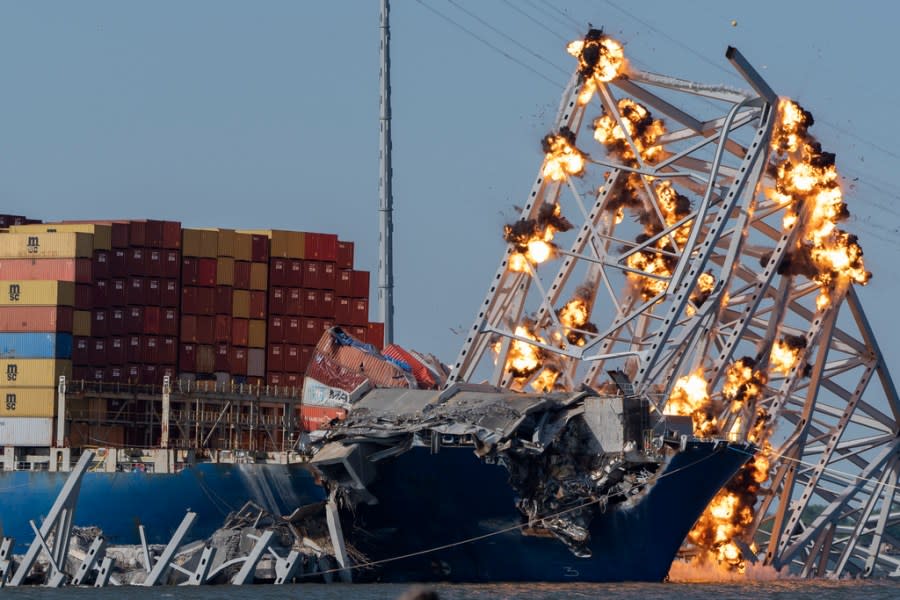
0;581;897;600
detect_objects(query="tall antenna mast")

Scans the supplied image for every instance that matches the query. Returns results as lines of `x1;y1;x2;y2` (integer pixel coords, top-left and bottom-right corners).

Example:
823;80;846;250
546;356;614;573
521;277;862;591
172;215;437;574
377;0;395;345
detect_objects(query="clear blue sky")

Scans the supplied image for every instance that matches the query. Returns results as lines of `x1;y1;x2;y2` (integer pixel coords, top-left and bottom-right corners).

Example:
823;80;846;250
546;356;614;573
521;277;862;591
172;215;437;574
1;1;897;367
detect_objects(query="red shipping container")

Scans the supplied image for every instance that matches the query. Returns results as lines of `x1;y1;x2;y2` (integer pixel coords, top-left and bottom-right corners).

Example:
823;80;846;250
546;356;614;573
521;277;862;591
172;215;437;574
267;372;285;386
127;277;145;305
268;316;284;343
268;344;284;372
181;315;198;343
215;342;230;371
182;257;200;285
286;373;303;387
287;260;303;286
179;343;197;372
197;258;217;286
126;306;143;334
351;270;369;298
127;247;146;274
162;279;179;307
100;222;128;248
250;234;268;262
108;308;125;336
73;337;90;365
383;344;437;388
214;315;231;342
287;288;303;315
110;279;127;306
93;250;110;280
304;232;338;262
336;241;354;270
230;346;248;375
146;278;162;305
143;220;163;247
74;284;92;310
233;261;251;289
0;306;73;333
301;318;323;345
196;315;215;344
164;250;180;278
128;221;147;247
127;335;142;362
89;367;105;382
351;298;369;326
107;336;125;365
284;317;302;344
110;249;127;277
284;345;301;372
270;259;287;286
141;364;159;386
335;297;352;325
303;261;321;289
92;309;108;338
303;290;321;317
0;258;92;282
162;221;182;249
142;336;160;363
299;345;314;373
367;322;385;350
349;325;367;339
126;364;140;383
301;405;346;432
249;291;266;319
143;306;161;334
321;291;335;319
336;270;352;296
90;338;106;366
106;365;124;383
147;249;164;277
231;318;249;346
269;287;286;315
161;308;178;336
322;262;337;290
161;336;178;364
92;279;109;308
214;286;232;315
182;286;214;315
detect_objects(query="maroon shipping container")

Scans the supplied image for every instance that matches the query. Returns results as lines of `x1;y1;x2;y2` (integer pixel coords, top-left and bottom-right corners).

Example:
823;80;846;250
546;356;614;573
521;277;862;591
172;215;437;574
214;286;232;315
336;241;354;270
106;365;124;383
349;325;367;340
267;344;284;372
93;280;109;308
197;258;216;286
162;279;179;307
215;342;230;372
129;221;147;247
110;249;127;278
147;249;164;277
108;336;126;365
284;344;301;373
140;364;159;386
161;336;178;364
72;366;87;381
181;315;198;343
268;316;284;343
143;306;161;334
110;279;127;307
74;284;92;310
197;315;215;344
89;367;105;382
179;343;197;372
335;297;352;325
304;232;338;261
269;287;286;315
267;372;285;386
162;221;182;249
214;315;231;342
91;309;108;338
285;373;303;387
230;347;248;375
287;260;303;286
127;277;145;305
124;364;139;383
287;288;303;315
90;338;106;366
270;259;287;286
302;290;320;317
249;291;266;319
182;286;215;315
126;307;143;334
351;298;369;326
303;261;321;289
146;278;162;305
231;318;249;346
73;337;90;365
321;291;335;319
165;250;180;278
142;336;160;363
322;262;337;290
233;261;251;289
250;234;268;262
93;250;110;280
161;308;177;336
108;308;125;336
351;270;369;298
284;317;302;344
336;270;352;297
104;222;128;248
301;318;323;345
127;247;146;274
182;257;199;286
127;335;142;363
367;322;385;351
299;345;314;373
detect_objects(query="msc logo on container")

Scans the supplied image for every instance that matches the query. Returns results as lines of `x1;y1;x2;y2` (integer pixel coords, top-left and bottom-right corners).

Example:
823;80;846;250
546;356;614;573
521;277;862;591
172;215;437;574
7;283;20;302
5;393;15;411
6;364;17;382
26;236;40;253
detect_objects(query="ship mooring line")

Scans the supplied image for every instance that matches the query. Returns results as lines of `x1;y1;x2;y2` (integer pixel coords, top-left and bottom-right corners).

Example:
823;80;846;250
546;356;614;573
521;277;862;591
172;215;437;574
308;446;729;578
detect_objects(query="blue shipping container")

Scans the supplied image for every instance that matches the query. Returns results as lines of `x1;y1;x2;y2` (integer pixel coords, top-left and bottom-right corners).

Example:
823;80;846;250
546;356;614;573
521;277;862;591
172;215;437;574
0;333;73;359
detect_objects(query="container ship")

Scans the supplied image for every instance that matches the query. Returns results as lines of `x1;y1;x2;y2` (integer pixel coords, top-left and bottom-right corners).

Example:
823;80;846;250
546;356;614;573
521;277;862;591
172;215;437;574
0;213;751;581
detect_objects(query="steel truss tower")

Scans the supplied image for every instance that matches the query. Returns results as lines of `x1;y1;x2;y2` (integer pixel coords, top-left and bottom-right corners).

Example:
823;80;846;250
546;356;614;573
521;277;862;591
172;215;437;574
447;40;900;578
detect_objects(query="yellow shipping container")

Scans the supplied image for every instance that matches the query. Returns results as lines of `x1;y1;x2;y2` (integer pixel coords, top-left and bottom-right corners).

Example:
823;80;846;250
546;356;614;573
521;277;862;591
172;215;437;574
217;257;235;286
239;229;304;259
0;359;71;387
9;223;112;251
73;311;91;336
182;229;219;258
0;387;56;417
232;290;250;318
248;319;266;348
249;263;268;290
215;229;236;257
233;232;252;261
0;232;93;259
0;281;75;306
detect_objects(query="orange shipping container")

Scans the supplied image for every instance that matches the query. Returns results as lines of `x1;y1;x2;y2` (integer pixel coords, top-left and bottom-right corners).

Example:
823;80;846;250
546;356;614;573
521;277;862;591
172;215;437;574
0;281;75;306
216;257;235;286
232;290;250;318
0;306;73;332
248;319;266;348
0;259;92;282
249;262;268;290
300;404;346;431
0;232;93;259
9;223;112;251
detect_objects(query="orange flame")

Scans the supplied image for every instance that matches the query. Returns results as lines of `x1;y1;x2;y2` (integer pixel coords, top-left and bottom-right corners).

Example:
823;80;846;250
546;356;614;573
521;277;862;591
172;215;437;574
507;325;545;379
665;370;718;437
593;98;666;164
770;337;803;375
567;31;625;103
542;129;586;181
531;367;560;392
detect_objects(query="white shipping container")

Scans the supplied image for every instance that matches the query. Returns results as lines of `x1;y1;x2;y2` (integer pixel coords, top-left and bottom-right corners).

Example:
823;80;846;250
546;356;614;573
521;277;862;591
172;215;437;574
0;417;53;446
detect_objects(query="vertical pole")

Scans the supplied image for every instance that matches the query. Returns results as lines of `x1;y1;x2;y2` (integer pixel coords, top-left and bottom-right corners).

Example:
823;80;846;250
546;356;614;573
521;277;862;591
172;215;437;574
378;0;395;346
56;376;66;448
161;375;171;449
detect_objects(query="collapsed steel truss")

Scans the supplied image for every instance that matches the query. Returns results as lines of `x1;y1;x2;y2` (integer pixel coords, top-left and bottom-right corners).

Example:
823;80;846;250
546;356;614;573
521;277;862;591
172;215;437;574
447;43;900;577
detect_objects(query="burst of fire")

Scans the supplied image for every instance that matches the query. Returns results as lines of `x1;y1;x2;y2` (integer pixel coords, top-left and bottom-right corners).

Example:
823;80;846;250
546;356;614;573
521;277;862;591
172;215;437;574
542;127;586;181
557;294;597;347
531;367;560;392
506;325;545;379
567;29;625;105
665;370;718;437
505;203;573;271
770;335;806;375
722;357;766;412
593;98;666;164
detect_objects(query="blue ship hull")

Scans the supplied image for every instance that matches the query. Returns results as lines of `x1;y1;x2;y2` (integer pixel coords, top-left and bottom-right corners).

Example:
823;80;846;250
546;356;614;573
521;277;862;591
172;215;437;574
0;462;325;551
347;440;750;583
